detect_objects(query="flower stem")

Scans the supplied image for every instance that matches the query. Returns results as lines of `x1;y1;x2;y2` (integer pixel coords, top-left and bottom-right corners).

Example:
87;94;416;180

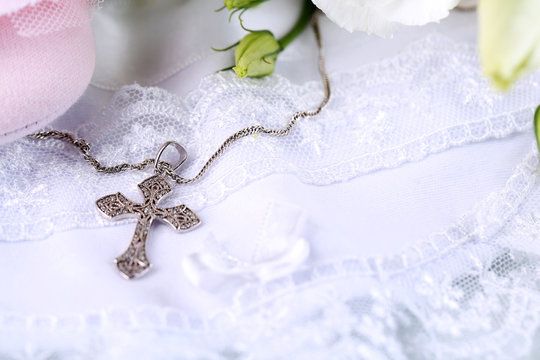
278;0;315;50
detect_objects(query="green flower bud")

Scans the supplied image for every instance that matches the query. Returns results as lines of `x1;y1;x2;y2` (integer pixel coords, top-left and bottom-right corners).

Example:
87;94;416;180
233;32;281;78
224;0;263;11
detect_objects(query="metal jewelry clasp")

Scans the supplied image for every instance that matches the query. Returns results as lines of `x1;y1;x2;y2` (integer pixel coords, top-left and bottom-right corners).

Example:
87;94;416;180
154;141;188;172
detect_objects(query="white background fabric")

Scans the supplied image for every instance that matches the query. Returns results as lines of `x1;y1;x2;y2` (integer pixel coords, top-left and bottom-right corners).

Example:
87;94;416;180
2;1;540;358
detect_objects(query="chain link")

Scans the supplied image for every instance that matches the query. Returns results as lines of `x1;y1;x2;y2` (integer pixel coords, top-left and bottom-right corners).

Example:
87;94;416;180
27;130;157;173
27;13;330;185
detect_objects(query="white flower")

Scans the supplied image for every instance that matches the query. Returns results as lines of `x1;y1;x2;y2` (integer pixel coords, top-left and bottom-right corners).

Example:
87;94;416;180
312;0;460;36
479;0;540;89
457;0;477;9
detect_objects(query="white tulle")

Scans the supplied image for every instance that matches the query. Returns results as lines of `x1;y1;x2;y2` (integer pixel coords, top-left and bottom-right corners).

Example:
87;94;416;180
3;148;540;359
3;33;540;359
5;0;101;37
1;35;538;243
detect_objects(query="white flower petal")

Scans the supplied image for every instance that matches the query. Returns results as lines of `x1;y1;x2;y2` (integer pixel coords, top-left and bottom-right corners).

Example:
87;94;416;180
311;0;394;35
458;0;477;8
479;0;540;89
379;0;460;25
312;0;460;36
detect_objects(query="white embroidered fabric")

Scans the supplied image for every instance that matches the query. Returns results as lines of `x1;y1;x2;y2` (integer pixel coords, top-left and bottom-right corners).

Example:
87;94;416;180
3;149;540;360
3;19;540;359
0;35;538;242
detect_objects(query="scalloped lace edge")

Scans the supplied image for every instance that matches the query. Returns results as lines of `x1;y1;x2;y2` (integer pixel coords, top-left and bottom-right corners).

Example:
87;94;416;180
1;146;537;333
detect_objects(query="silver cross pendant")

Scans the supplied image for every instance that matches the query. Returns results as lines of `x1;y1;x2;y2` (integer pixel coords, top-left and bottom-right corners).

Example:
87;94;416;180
96;142;200;279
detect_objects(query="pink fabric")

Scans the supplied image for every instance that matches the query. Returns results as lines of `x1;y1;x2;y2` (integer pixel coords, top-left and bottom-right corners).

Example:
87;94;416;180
0;0;40;16
0;0;95;144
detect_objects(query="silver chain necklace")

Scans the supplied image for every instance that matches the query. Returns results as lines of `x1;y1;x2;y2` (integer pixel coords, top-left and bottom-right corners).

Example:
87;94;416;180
27;15;331;280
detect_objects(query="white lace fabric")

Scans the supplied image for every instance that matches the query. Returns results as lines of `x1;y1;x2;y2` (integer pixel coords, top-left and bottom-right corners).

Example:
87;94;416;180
0;35;538;242
3;29;540;358
2;150;540;359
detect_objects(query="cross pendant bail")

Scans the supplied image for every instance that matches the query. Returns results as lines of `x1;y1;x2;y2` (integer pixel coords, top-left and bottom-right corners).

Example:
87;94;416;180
96;175;200;279
154;141;188;172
